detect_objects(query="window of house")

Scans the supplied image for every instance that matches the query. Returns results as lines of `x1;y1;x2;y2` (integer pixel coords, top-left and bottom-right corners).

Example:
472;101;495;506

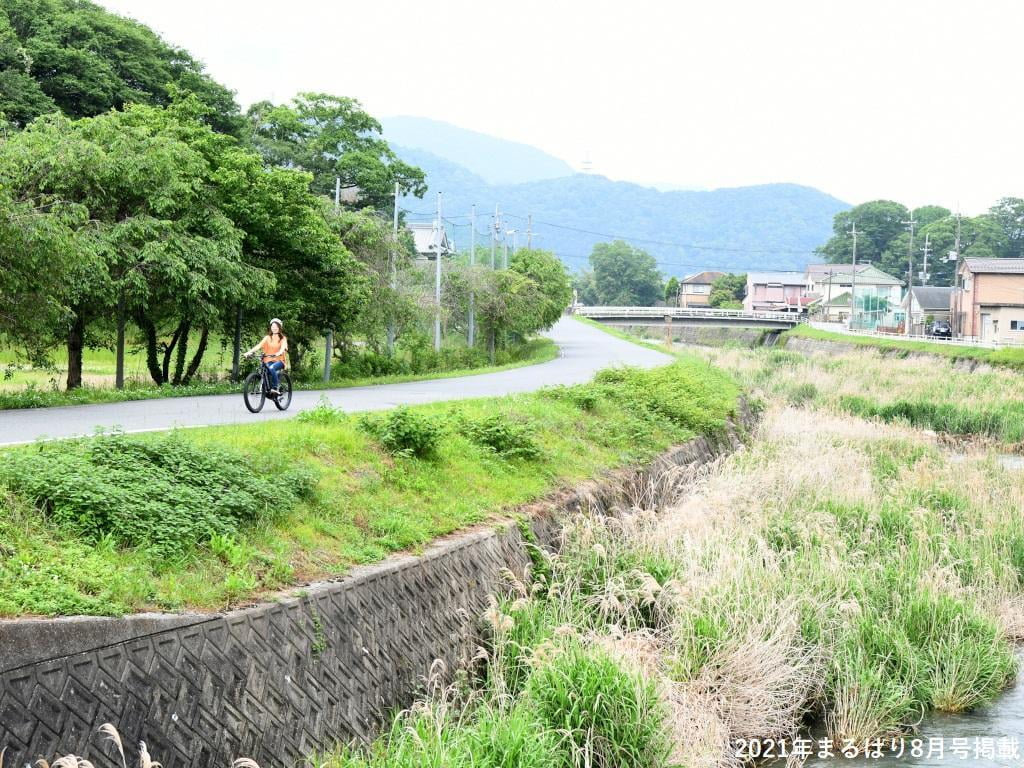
1012;320;1023;331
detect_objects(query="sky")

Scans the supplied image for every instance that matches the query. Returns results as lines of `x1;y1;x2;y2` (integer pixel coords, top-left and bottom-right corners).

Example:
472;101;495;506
98;0;1024;214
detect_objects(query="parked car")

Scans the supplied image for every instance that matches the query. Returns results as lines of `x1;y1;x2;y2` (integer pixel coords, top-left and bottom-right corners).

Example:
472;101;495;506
927;320;952;338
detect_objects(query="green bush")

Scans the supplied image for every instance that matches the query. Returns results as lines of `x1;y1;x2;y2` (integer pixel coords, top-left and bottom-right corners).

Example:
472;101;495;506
526;641;670;768
593;358;738;437
360;407;443;458
461;413;543;460
0;432;313;560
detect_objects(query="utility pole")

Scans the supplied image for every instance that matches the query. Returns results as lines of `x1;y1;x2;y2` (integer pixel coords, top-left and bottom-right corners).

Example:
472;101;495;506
387;181;400;354
324;176;342;381
849;221;859;330
920;233;932;285
491;205;499;268
468;204;476;347
527;214;533;249
434;192;443;352
825;266;834;322
903;211;917;336
502;229;509;269
953;211;963;337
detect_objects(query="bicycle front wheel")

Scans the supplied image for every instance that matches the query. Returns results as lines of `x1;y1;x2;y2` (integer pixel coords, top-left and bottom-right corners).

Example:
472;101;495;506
243;372;265;413
274;372;293;411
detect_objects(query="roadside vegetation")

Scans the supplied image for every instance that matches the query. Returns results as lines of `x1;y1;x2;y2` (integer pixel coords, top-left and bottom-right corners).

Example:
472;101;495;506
0;358;739;617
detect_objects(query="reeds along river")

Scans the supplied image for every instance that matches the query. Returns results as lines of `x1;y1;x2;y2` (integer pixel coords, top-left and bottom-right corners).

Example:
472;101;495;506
791;650;1024;767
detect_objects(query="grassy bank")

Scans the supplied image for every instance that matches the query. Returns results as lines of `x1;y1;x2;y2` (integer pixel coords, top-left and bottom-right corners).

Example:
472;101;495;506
0;357;739;617
697;344;1024;444
784;324;1024;370
0;338;557;410
323;402;1023;767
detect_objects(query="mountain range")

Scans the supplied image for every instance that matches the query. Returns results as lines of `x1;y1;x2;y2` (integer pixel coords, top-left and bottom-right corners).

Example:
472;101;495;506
382;117;850;276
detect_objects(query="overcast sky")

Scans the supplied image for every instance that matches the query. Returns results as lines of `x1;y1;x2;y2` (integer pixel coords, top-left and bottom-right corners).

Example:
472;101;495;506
99;0;1023;214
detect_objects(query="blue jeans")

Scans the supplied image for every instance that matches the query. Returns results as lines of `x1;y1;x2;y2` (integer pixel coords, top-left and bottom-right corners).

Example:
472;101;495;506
266;361;285;389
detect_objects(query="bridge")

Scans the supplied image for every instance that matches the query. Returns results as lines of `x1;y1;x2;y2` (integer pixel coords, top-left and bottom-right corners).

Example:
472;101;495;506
573;306;805;329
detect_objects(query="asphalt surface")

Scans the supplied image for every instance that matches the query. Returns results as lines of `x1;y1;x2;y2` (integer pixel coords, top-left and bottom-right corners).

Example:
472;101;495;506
2;317;670;446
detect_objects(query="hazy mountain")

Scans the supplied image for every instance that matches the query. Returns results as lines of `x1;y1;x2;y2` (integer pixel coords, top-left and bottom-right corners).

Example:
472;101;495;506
380;116;575;185
394;146;849;276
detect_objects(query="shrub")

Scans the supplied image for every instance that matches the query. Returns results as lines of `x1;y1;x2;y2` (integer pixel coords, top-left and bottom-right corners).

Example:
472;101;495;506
526;641;670;768
360;407;443;458
592;358;738;438
461;413;543;460
0;432;312;560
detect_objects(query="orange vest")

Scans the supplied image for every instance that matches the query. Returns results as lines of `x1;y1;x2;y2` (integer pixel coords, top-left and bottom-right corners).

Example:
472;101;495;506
261;335;286;364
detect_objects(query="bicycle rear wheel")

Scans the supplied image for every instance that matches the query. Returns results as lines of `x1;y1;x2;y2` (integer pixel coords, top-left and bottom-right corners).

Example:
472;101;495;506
243;372;265;413
274;372;292;411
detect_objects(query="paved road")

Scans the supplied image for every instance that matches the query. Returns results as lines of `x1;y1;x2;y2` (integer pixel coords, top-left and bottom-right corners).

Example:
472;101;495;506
2;318;670;446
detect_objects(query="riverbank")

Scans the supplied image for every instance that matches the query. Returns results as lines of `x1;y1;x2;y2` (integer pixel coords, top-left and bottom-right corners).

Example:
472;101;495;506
323;338;1024;767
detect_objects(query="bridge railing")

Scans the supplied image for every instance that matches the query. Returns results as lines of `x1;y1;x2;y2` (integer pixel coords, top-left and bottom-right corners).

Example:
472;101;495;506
573;305;804;323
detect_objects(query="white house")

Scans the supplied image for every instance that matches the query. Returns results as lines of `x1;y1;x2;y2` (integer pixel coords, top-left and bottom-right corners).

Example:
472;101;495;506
408;222;454;261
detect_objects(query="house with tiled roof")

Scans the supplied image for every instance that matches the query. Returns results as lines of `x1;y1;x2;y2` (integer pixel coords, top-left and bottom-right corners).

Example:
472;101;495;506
954;258;1024;341
408;222;454;261
806;264;903;327
901;285;953;330
677;270;724;307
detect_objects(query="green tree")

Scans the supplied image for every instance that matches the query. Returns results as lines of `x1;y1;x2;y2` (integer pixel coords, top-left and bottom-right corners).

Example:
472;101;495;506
0;190;83;360
708;273;746;308
246;93;427;208
572;270;599;305
475;270;545;362
912;215;1006;286
989;197;1024;258
509;248;573;328
817;200;909;265
664;276;679;306
0;0;241;133
589;241;663;306
0;103;263;388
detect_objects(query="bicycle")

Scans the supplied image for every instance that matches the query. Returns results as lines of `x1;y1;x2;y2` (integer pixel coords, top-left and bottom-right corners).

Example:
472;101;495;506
242;353;292;413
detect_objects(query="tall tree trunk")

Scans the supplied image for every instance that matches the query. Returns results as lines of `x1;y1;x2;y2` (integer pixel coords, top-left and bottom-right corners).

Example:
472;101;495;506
161;322;184;384
182;326;209;385
171;319;191;386
66;310;85;390
115;291;126;389
139;314;164;385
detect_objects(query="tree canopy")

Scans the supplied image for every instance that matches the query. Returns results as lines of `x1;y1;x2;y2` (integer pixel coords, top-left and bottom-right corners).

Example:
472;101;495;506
817;199;1021;287
588;241;663;306
708;273;746;308
246;93;427;208
0;0;241;133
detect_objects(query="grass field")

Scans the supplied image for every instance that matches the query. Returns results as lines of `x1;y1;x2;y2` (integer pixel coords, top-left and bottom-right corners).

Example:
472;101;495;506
0;358;739;617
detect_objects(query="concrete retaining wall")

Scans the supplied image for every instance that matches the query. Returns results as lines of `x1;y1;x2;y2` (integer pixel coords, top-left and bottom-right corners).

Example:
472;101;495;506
0;410;752;768
616;324;766;347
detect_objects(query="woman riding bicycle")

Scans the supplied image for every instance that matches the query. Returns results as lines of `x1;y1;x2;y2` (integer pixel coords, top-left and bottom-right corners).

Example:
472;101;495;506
244;318;289;395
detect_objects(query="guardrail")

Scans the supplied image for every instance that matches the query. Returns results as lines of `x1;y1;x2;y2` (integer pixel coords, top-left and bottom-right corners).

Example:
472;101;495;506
808;322;1024;349
573;306;804;323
